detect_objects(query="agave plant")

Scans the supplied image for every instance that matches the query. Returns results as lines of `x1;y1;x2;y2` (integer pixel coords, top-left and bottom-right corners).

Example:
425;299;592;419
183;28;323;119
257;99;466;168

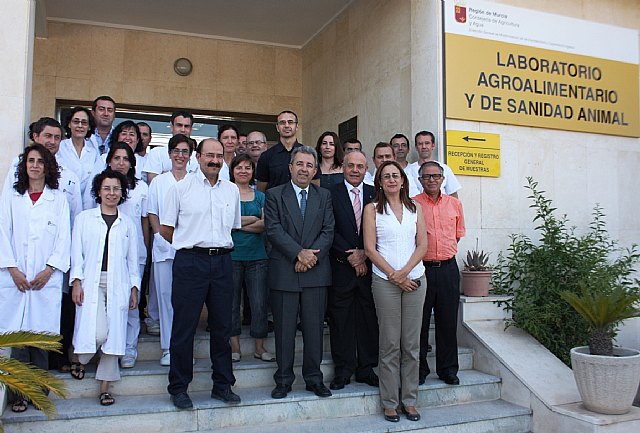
0;331;67;431
560;283;640;356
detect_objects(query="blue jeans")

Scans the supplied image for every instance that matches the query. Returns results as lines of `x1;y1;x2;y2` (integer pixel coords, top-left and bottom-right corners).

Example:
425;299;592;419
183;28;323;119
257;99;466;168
231;259;269;338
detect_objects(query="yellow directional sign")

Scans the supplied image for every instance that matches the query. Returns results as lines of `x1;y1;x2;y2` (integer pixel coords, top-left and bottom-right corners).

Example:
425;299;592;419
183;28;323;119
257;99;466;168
446;130;500;177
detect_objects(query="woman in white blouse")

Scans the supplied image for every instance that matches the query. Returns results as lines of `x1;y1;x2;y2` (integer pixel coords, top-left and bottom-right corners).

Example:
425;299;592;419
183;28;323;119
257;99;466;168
363;160;428;423
71;170;140;406
0;144;71;413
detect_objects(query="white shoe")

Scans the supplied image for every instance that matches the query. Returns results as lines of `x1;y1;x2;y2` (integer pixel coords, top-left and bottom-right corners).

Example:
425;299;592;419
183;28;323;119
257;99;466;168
146;321;160;336
160;350;170;366
120;355;136;368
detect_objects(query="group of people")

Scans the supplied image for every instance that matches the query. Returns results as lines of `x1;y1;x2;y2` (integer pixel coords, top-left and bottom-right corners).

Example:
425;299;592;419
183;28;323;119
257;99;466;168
0;96;466;424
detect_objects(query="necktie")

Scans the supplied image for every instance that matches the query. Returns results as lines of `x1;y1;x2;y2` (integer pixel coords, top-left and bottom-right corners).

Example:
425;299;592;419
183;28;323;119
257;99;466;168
351;187;361;234
300;190;307;220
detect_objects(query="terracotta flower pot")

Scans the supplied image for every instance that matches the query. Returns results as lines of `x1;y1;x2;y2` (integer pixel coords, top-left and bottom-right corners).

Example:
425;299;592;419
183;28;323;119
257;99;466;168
461;270;492;296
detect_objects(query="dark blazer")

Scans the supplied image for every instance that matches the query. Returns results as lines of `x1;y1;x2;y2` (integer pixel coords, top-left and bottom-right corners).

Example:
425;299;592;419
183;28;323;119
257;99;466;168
329;182;374;287
265;182;335;291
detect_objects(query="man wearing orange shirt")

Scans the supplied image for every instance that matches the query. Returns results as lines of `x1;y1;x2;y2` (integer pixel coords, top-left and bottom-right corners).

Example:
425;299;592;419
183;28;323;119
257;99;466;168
413;161;465;386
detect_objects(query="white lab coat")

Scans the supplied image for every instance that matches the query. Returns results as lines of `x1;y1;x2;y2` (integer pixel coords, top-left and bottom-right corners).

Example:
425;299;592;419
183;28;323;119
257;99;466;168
71;207;140;356
0;186;71;333
85;180;149;268
2;156;82;228
83;156;146;209
147;171;178;262
57;138;99;196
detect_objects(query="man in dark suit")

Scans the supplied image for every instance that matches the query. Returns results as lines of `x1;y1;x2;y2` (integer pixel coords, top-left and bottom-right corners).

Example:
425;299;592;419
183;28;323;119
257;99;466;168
328;151;379;390
265;146;335;399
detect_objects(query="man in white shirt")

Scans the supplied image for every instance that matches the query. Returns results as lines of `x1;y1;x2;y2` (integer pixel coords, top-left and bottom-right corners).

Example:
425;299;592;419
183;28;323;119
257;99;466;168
405;131;461;199
363;142;395;186
390;133;410;169
160;138;241;410
89;96;116;155
144;110;198;184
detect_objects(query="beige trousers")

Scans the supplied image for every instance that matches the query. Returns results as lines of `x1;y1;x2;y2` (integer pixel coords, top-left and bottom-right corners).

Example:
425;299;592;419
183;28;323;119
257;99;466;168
77;272;120;382
372;273;426;409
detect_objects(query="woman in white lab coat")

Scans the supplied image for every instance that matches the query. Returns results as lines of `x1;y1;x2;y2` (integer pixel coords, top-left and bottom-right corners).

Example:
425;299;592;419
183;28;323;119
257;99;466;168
57;106;98;196
71;170;140;406
85;142;149;368
0;144;71;413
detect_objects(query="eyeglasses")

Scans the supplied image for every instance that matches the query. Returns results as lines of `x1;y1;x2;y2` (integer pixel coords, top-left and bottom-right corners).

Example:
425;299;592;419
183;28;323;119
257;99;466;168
247;140;265;146
420;174;443;181
201;153;223;159
381;173;402;180
101;186;122;193
277;120;298;126
71;119;89;126
170;149;191;156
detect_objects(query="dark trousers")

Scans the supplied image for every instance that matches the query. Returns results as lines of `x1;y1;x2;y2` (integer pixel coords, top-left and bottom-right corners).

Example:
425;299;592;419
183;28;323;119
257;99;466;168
271;286;326;386
168;249;235;395
328;262;378;380
419;259;460;379
49;291;75;370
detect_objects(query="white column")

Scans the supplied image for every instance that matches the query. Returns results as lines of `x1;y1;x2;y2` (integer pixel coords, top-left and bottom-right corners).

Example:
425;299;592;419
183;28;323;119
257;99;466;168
0;0;35;182
410;0;445;158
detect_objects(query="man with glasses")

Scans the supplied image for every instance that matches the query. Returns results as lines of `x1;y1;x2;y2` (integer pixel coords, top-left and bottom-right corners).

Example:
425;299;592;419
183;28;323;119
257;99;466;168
256;110;319;192
413;161;465;387
246;131;268;166
390;133;410;169
160;138;242;409
405;131;461;199
89;96;117;155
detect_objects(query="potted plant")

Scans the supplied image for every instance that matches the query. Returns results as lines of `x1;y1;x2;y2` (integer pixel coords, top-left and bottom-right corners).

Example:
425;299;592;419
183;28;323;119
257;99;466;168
560;283;640;415
461;242;492;297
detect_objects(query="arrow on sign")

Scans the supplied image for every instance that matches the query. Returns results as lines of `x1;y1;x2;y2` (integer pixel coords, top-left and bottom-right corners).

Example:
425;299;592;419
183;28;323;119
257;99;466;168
463;136;486;142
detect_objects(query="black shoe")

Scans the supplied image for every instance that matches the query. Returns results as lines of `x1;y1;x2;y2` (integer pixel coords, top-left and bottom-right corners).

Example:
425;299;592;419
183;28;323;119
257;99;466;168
171;392;193;410
210;387;241;404
384;411;400;422
305;383;332;397
355;373;379;388
418;375;426;385
329;376;350;390
427;344;432;352
440;374;460;385
401;405;421;421
271;384;291;399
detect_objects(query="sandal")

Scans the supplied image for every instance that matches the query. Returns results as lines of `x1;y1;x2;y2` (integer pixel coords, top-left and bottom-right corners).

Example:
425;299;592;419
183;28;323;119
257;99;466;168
70;362;85;380
58;364;71;373
99;392;115;406
11;399;28;413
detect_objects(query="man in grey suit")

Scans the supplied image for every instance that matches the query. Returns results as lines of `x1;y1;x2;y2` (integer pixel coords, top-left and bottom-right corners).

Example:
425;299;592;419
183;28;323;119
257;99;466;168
265;146;335;399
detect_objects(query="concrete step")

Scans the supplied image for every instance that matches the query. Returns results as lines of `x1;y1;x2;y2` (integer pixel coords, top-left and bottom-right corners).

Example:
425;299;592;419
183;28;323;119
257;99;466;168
1;371;512;433
136;326;437;362
50;347;474;399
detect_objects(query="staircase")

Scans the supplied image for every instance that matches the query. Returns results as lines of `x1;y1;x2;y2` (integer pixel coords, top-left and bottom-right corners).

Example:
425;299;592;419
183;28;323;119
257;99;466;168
1;323;531;432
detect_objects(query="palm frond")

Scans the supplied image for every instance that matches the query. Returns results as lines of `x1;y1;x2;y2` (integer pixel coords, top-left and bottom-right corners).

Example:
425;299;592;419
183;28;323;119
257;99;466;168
0;332;62;353
0;357;66;417
561;286;640;331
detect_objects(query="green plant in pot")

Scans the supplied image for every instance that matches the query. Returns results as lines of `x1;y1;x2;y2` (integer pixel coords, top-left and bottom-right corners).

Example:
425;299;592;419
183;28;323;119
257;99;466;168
461;241;492;296
560;282;640;415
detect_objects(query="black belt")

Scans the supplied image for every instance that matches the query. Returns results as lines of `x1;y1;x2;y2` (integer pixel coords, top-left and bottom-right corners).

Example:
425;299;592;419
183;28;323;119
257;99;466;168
183;246;234;256
424;257;455;268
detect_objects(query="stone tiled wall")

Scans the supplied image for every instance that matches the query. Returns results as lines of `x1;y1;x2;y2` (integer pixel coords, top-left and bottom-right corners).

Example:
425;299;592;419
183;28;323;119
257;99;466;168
31;22;302;128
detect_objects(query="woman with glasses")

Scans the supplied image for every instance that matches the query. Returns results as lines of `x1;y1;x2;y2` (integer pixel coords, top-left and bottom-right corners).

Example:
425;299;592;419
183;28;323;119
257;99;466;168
315;131;344;189
84;142;149;369
0;144;71;413
71;170;140;406
228;154;274;363
363;160;428;423
57;107;98;197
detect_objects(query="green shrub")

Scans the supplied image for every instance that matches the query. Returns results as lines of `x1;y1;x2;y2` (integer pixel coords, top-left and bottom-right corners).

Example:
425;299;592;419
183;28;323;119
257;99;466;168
492;177;640;366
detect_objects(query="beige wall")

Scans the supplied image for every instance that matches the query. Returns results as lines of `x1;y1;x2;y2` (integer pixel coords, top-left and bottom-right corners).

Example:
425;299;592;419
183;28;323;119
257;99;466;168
301;0;412;154
31;22;302;125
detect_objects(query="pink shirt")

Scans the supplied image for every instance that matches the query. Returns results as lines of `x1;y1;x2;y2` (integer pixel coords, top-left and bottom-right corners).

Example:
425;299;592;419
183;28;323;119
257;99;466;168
413;192;465;261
